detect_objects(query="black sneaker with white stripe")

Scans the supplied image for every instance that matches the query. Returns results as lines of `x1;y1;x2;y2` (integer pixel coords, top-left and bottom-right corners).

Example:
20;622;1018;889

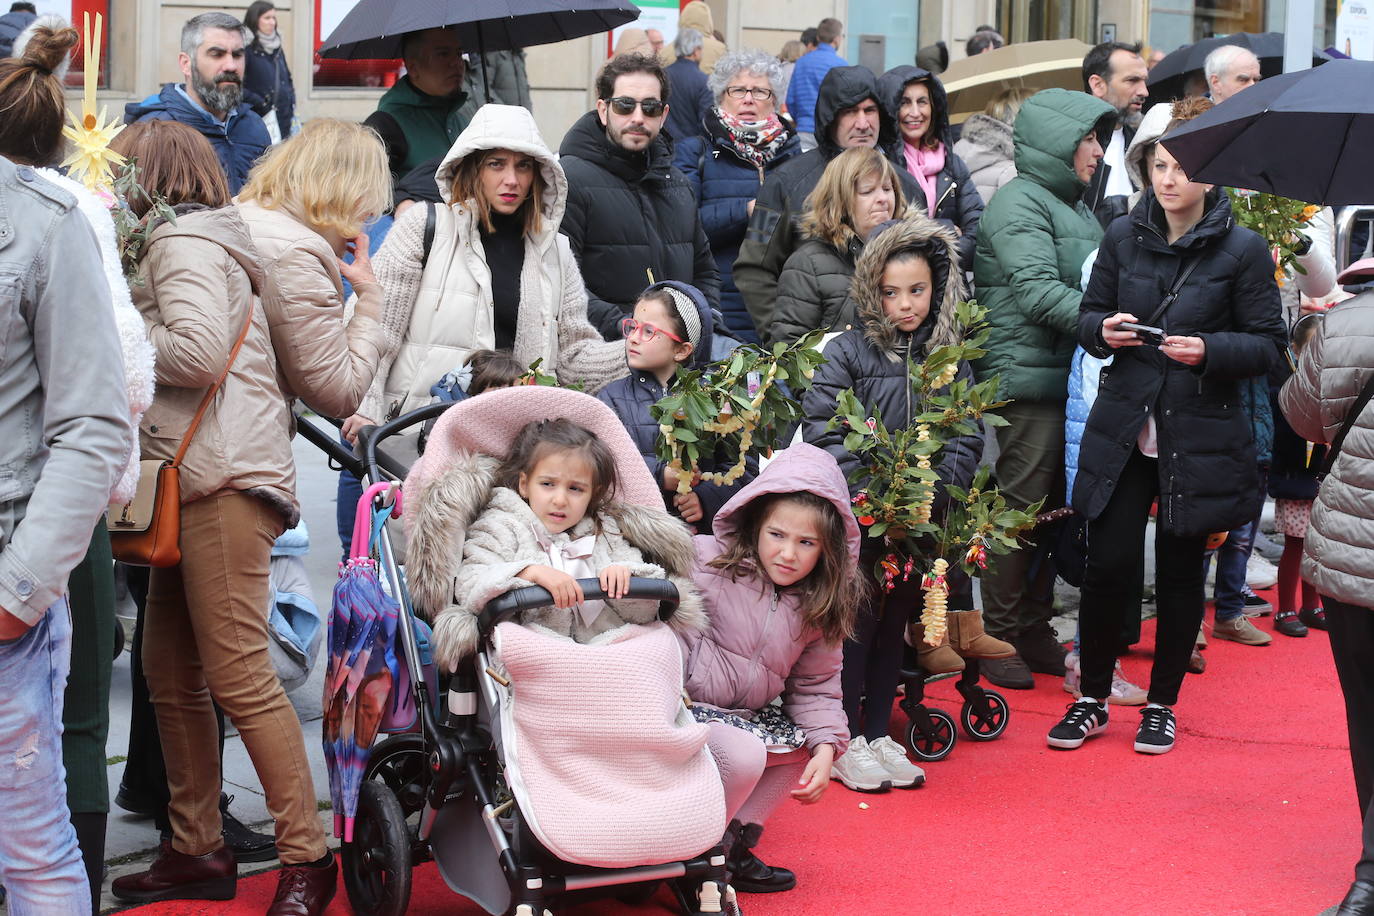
1047;698;1108;749
1134;705;1177;754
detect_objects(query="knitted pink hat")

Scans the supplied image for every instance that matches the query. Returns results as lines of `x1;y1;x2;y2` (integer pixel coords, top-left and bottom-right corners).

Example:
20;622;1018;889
405;386;663;509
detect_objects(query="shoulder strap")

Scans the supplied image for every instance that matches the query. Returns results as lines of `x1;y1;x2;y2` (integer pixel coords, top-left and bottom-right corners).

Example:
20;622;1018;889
171;300;256;466
1142;256;1203;328
420;201;437;270
1321;372;1374;475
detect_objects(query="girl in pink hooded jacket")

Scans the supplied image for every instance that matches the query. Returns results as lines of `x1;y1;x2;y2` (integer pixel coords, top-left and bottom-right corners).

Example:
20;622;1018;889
680;443;864;894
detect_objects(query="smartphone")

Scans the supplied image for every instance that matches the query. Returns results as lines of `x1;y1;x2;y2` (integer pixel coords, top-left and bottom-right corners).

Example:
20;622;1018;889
1116;321;1166;346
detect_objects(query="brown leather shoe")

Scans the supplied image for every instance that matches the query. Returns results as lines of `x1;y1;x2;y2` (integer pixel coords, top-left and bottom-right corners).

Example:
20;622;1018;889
110;842;236;903
268;853;338;916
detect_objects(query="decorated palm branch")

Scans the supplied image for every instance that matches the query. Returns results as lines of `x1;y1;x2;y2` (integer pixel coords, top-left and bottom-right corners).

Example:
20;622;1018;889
1227;189;1320;284
828;301;1040;645
650;330;828;495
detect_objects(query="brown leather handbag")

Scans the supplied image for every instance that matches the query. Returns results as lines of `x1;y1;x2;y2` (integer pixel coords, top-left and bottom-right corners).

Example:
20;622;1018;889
108;304;256;567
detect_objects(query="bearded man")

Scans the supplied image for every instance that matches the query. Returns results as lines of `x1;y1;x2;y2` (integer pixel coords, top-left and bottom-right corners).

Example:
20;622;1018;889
125;12;270;193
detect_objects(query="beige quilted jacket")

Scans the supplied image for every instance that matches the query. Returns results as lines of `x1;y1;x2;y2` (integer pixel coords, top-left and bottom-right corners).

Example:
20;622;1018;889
1279;289;1374;608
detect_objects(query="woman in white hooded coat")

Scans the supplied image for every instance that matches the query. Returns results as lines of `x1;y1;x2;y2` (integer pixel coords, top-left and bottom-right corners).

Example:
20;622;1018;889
344;104;626;440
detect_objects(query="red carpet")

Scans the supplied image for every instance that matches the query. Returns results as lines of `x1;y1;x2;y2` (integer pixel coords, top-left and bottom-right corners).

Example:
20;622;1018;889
120;599;1359;916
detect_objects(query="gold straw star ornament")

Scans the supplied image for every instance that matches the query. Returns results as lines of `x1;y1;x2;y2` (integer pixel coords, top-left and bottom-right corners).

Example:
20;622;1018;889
59;13;124;192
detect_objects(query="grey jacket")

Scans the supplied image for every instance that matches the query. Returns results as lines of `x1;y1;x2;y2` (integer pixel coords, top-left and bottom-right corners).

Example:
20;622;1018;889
1280;290;1374;607
0;160;132;625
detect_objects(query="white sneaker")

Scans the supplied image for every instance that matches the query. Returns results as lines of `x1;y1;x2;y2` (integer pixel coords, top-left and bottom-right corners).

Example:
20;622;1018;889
1063;651;1147;705
830;736;891;792
1245;553;1278;589
867;736;926;788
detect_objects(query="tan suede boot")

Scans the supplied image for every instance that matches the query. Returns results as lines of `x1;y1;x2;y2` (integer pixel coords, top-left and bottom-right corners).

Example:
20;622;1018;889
947;610;1017;659
908;622;965;674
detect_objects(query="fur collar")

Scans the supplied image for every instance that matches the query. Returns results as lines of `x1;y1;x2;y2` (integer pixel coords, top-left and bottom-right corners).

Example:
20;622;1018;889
959;114;1014;160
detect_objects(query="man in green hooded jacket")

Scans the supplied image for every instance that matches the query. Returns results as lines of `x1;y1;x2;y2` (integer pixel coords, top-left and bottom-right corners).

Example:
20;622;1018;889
364;27;472;182
971;87;1116;688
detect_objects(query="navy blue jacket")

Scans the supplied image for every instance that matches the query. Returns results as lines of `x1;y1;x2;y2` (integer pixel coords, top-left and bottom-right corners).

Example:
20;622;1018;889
595;281;752;531
675;122;802;344
124;85;271;194
243;43;295;138
664;57;712;147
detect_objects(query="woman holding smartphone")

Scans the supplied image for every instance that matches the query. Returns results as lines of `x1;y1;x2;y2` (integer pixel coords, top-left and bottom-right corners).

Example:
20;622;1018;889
1047;97;1286;757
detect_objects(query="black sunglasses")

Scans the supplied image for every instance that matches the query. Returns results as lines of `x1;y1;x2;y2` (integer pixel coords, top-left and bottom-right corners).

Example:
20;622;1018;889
607;96;666;117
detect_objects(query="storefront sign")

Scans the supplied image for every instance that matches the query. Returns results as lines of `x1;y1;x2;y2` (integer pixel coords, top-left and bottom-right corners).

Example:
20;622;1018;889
1337;0;1373;60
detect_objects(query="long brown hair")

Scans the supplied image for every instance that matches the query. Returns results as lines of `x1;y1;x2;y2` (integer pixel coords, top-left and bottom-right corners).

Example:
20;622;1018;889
0;21;77;165
496;418;619;519
448;147;547;235
708;491;862;644
109;120;231;218
801;146;906;250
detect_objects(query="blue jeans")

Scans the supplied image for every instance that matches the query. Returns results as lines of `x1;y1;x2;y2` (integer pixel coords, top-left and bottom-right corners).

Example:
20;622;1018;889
1208;517;1257;623
0;600;88;914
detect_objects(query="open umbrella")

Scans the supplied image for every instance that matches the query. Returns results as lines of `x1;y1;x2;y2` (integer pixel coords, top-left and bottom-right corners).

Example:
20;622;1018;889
1160;59;1374;207
324;482;405;841
938;39;1093;124
318;0;639;60
1147;32;1329;103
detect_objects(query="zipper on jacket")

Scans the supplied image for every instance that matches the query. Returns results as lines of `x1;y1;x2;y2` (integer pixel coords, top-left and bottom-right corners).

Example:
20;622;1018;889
743;587;781;701
934;179;957;213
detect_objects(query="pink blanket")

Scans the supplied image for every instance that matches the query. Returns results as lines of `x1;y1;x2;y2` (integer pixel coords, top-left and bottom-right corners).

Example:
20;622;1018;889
493;621;726;867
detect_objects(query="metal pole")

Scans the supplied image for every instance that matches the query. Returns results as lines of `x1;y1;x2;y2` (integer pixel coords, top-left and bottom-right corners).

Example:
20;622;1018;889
1284;0;1316;74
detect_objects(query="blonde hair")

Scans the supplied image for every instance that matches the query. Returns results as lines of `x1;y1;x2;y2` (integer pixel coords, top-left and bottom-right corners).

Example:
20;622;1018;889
984;86;1036;125
801;147;906;250
239;118;390;238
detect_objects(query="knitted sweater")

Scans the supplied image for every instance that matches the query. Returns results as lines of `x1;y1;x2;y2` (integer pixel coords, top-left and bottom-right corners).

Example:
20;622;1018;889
361;104;626;421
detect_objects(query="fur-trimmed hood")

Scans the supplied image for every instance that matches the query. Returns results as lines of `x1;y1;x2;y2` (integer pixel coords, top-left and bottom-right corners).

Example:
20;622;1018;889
958;113;1014;163
849;214;964;359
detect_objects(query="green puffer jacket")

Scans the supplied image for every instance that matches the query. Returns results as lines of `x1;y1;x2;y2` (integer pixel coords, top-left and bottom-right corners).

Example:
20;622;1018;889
972;89;1116;403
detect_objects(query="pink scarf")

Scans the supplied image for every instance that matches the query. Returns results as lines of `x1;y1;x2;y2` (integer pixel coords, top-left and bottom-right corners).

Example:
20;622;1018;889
903;141;946;217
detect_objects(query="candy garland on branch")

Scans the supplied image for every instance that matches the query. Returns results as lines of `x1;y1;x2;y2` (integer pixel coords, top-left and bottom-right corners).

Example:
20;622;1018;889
651;330;828;495
830;301;1040;646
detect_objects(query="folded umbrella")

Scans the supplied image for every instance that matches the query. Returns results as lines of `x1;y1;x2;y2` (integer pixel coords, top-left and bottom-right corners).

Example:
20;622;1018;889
319;0;639;61
1160;59;1374;207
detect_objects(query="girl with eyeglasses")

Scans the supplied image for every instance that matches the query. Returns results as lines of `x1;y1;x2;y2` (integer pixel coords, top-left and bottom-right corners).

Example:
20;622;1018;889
597;282;755;532
674;49;804;344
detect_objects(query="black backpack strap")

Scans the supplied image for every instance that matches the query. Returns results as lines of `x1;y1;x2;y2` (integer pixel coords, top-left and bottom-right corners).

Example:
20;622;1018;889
1321;372;1374;475
1142;256;1203;328
420;201;437;270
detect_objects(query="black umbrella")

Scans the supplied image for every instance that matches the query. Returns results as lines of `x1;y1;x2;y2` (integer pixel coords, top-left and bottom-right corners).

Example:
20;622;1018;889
1160;59;1374;206
318;0;640;61
1147;32;1329;103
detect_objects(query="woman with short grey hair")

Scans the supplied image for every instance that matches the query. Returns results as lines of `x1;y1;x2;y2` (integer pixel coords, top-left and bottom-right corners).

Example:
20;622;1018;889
673;48;801;343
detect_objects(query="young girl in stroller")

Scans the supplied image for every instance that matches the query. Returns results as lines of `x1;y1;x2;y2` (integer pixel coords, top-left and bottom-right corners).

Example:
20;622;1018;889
682;443;865;893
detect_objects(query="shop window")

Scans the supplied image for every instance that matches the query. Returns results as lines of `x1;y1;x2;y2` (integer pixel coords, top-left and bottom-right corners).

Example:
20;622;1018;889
311;0;401;88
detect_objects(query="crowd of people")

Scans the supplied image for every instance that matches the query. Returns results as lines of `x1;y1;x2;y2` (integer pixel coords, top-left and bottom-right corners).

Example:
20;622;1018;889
1;5;1373;915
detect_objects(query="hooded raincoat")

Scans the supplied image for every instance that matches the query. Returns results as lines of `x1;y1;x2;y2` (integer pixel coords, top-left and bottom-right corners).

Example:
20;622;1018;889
681;443;858;755
971;89;1116;404
733;65;920;342
363;104;625;423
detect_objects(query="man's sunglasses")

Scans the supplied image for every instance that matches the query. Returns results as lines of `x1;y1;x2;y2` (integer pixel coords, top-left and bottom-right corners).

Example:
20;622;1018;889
607;96;667;117
620;317;683;343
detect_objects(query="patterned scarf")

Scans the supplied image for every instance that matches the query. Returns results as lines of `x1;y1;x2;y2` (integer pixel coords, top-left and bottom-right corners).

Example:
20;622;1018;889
712;107;791;170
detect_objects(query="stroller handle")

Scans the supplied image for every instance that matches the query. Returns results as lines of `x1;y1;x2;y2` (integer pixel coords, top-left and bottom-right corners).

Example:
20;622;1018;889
478;577;680;637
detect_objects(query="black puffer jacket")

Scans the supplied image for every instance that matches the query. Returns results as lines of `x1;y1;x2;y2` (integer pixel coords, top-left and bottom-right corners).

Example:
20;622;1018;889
733;66;919;342
773;236;864;344
595;281;750;531
1074;189;1286;537
801;215;982;498
559;111;720;340
876;66;983;272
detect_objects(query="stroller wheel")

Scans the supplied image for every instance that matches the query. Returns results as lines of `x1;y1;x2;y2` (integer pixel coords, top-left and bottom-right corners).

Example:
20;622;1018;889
906;708;957;762
365;733;429;818
960;690;1010;741
342;781;412;916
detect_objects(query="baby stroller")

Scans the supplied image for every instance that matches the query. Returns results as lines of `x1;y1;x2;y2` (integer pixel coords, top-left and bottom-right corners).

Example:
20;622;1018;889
297;387;737;916
896;572;1011;762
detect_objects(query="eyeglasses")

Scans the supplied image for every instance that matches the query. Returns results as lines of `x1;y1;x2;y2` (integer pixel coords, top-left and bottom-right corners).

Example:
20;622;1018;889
620;317;683;343
607;96;667;117
724;86;775;101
